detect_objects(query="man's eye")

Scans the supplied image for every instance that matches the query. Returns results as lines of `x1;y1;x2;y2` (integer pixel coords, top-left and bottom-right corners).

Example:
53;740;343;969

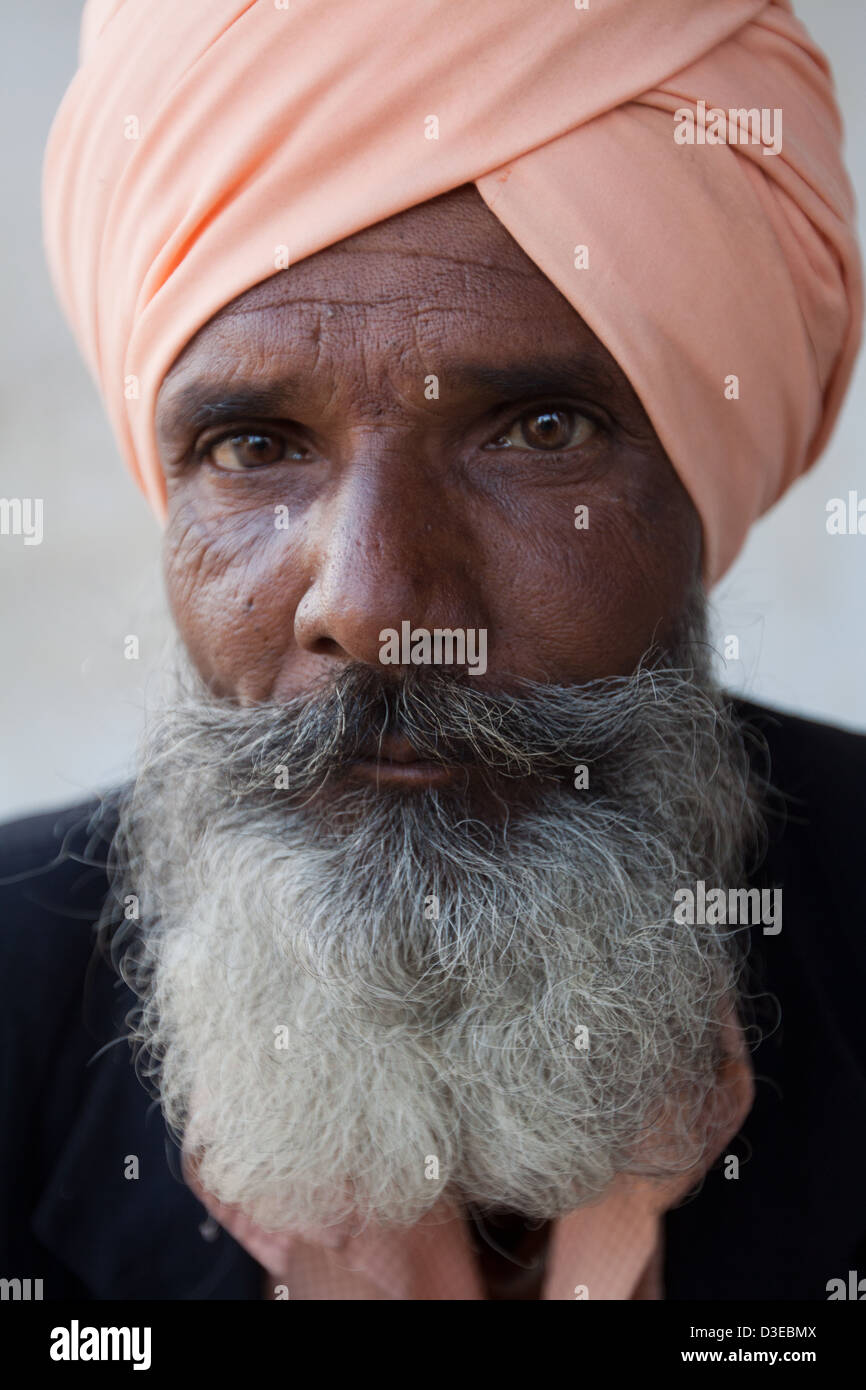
486;408;595;452
205;432;306;471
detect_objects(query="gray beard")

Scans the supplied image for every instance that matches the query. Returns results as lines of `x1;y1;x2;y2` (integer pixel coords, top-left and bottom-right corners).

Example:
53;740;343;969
101;597;763;1233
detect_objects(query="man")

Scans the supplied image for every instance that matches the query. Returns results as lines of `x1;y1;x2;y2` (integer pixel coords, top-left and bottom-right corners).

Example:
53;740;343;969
1;0;864;1300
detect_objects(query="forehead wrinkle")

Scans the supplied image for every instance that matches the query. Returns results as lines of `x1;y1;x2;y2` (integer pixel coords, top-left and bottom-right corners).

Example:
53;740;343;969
213;292;459;320
181;276;577;375
214;247;546;317
297;246;531;272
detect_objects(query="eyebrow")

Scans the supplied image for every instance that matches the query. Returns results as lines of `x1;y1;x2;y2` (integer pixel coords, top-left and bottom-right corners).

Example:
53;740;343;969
456;357;621;401
157;382;305;442
156;354;623;441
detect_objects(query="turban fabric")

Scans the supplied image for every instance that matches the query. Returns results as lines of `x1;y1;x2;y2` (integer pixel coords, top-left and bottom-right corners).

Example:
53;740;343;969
42;0;861;583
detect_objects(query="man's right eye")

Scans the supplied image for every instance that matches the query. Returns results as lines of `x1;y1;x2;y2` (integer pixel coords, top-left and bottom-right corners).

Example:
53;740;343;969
203;430;309;470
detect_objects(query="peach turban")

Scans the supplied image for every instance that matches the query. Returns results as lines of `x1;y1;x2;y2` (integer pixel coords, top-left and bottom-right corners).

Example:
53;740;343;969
42;0;861;583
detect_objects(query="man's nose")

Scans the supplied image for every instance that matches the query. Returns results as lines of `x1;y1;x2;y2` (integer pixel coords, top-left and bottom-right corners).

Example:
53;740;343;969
293;445;485;669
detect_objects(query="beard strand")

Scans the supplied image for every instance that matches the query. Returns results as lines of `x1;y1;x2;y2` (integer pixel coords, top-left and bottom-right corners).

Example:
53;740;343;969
99;594;764;1231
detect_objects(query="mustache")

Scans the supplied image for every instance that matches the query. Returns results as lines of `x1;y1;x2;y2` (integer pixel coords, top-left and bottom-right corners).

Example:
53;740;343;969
147;648;722;805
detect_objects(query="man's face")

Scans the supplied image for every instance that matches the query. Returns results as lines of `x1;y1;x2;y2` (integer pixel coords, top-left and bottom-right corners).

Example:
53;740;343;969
124;184;750;1234
155;184;701;710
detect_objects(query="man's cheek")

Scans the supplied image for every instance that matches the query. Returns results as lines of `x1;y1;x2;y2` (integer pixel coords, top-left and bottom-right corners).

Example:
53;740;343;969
567;493;692;597
513;507;680;676
522;503;642;602
163;519;294;684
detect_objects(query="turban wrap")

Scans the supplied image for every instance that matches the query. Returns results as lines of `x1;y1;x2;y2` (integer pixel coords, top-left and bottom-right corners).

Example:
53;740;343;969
42;0;861;583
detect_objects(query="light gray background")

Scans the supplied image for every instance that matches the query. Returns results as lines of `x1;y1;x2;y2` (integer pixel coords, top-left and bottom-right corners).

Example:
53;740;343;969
1;0;863;820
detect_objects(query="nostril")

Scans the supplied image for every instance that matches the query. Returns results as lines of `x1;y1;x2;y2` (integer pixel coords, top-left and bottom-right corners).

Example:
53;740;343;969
306;636;344;660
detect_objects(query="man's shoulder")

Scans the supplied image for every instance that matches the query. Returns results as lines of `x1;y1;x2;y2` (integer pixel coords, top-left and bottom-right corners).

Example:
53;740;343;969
733;694;866;793
0;791;119;964
0;792;115;888
0;790;123;1041
732;696;866;913
668;700;866;1298
0;793;127;1252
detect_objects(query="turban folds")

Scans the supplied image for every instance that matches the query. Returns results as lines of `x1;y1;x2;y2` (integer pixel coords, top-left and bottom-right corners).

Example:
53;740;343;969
42;0;861;583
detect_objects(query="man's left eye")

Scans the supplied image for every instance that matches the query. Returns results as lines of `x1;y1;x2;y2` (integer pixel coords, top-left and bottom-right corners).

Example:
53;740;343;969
486;408;596;452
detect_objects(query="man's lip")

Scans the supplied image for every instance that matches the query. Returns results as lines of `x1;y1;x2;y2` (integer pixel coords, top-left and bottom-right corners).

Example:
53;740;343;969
347;758;459;788
348;735;458;788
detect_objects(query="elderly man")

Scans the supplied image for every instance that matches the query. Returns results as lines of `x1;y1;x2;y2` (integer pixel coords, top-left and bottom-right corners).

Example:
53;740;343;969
1;0;864;1303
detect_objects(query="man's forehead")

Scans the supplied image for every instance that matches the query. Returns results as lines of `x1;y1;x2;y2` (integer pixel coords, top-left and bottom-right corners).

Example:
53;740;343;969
157;186;573;390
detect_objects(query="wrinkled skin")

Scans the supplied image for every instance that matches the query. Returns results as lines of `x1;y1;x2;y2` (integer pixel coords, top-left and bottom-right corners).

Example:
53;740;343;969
155;184;702;706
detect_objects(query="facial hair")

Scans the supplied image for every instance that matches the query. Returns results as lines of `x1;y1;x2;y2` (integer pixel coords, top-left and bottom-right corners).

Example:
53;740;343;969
100;598;764;1232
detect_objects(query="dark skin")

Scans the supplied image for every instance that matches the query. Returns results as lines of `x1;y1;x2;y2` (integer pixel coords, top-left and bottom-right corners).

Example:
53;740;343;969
154;182;703;1295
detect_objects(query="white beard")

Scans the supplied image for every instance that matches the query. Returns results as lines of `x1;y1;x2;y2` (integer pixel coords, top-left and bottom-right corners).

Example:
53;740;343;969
102;612;762;1233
